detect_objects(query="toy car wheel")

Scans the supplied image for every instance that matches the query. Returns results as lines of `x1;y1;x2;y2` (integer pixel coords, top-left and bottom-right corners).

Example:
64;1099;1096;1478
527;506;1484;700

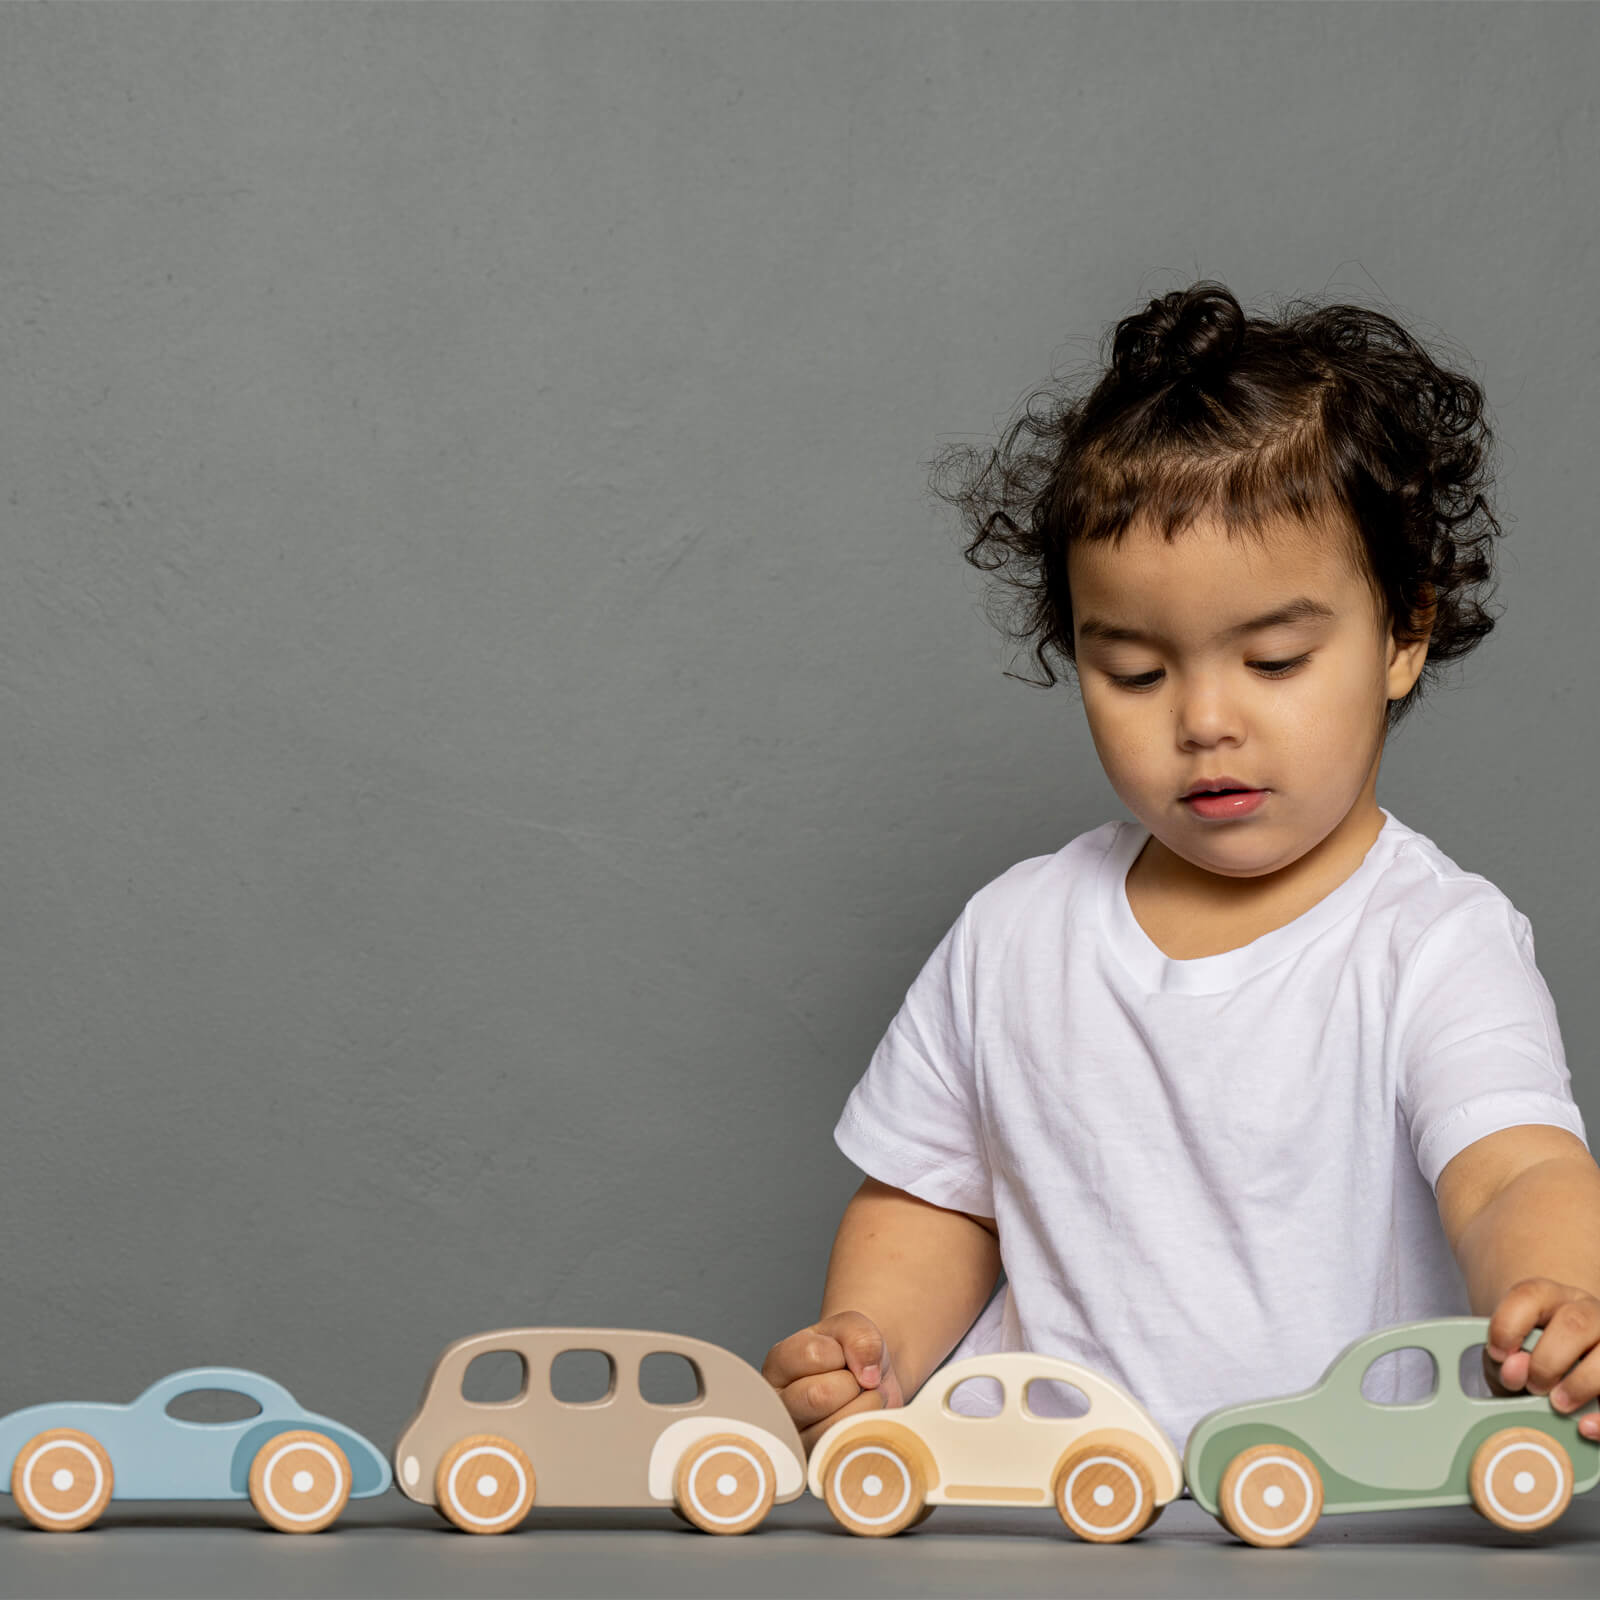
1053;1441;1158;1542
909;1503;936;1528
1469;1427;1573;1532
1218;1442;1324;1547
248;1429;352;1533
12;1428;115;1532
673;1432;777;1535
434;1434;537;1534
820;1431;927;1537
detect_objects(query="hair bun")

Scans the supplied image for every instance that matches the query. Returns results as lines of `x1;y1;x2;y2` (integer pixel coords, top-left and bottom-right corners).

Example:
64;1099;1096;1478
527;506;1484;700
1111;282;1246;390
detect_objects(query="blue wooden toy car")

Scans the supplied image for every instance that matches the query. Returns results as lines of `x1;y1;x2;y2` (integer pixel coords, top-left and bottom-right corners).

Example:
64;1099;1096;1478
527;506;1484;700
0;1367;392;1532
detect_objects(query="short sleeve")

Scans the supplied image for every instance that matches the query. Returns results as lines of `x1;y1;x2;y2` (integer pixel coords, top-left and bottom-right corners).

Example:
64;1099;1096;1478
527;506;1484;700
1396;896;1588;1191
833;903;994;1216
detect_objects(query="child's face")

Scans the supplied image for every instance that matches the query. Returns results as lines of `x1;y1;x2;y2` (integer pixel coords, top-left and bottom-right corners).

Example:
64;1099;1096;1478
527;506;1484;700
1068;508;1429;885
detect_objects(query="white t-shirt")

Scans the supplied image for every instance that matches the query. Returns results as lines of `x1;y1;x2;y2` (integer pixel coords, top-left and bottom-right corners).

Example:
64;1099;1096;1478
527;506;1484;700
834;806;1587;1451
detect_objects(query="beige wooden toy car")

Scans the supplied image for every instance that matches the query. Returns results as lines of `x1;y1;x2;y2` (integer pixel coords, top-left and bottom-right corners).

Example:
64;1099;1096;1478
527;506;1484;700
806;1351;1183;1540
392;1327;807;1534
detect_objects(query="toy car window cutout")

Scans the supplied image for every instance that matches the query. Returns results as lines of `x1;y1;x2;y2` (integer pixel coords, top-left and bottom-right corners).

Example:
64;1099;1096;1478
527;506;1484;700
1457;1342;1495;1398
1358;1346;1439;1405
163;1388;264;1423
549;1348;616;1405
639;1350;704;1406
943;1376;1004;1417
461;1350;529;1406
1022;1377;1090;1419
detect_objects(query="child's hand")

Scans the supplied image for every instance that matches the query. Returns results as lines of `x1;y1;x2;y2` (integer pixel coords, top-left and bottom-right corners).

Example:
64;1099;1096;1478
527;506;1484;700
1483;1277;1600;1442
761;1310;905;1455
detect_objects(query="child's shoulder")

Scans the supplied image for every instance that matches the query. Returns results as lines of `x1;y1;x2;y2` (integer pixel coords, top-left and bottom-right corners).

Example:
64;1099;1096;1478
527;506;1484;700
957;818;1122;931
1373;811;1534;946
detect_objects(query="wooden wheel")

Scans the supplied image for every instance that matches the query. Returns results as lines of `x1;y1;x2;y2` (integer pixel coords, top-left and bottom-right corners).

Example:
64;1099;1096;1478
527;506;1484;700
248;1430;352;1533
12;1428;114;1532
1053;1442;1157;1542
1218;1442;1324;1547
434;1434;536;1534
673;1432;777;1534
1469;1427;1573;1532
820;1431;926;1537
908;1502;936;1528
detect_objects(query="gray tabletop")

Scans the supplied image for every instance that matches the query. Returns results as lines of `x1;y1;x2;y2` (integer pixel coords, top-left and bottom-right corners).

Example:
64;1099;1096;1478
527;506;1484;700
2;1492;1597;1600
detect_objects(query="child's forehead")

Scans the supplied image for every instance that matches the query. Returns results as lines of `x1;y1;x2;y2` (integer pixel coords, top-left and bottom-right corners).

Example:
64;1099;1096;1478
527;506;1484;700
1069;512;1359;608
1067;515;1386;649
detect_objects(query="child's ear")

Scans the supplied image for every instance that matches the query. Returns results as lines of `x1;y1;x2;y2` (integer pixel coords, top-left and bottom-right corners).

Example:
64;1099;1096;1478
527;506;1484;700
1386;584;1435;702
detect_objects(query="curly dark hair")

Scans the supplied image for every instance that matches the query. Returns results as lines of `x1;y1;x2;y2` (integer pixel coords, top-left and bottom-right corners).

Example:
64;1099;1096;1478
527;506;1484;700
926;279;1506;734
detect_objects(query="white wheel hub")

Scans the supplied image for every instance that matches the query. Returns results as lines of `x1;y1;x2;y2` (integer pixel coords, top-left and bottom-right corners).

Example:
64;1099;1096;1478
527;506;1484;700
1231;1456;1314;1540
832;1447;911;1526
1483;1440;1566;1525
445;1447;529;1529
1063;1456;1146;1537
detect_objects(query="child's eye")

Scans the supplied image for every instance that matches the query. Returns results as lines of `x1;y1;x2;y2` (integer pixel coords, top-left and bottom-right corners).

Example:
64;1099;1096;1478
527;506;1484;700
1107;655;1310;691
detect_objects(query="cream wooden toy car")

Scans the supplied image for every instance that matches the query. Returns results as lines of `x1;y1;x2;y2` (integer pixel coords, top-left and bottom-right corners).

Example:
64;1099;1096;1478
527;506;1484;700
393;1327;807;1534
806;1351;1183;1540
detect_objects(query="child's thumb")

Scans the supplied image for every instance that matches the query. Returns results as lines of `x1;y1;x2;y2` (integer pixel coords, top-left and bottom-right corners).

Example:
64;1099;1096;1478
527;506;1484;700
847;1332;891;1389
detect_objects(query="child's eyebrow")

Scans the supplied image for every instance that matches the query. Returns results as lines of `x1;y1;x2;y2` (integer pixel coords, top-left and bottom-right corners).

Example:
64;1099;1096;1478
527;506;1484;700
1075;595;1338;647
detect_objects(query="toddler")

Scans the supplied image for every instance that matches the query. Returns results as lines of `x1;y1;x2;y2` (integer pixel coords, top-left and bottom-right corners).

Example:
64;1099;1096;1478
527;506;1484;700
764;281;1600;1464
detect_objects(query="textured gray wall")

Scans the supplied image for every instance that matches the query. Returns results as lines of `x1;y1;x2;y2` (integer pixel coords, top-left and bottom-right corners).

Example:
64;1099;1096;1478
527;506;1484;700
1;2;1595;1452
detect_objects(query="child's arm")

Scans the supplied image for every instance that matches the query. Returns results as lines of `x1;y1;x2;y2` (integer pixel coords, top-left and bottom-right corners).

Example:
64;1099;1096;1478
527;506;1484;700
1437;1123;1600;1440
820;1175;1003;1392
762;1176;1002;1452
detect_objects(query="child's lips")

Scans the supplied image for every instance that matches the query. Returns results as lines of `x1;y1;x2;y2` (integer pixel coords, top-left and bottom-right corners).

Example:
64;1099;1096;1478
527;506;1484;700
1183;789;1270;818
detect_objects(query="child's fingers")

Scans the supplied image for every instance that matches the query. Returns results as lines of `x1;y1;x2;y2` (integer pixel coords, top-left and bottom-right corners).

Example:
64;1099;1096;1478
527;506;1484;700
761;1326;846;1391
843;1329;892;1389
1485;1277;1567;1363
814;1311;889;1388
1524;1299;1600;1397
783;1367;866;1431
1495;1349;1532;1391
1546;1339;1600;1415
799;1384;892;1454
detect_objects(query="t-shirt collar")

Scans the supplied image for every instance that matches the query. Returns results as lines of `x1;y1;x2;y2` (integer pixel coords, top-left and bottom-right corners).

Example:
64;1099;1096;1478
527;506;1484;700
1099;807;1402;995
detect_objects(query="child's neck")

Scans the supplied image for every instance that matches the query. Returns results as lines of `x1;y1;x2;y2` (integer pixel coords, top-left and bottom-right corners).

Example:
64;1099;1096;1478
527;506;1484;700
1127;800;1386;930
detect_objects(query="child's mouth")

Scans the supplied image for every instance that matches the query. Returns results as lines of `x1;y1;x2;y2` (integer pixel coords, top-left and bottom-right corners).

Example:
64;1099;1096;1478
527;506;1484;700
1183;788;1269;818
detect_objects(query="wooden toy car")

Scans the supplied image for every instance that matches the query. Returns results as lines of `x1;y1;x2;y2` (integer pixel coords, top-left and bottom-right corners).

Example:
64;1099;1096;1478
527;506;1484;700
392;1327;807;1534
805;1351;1183;1540
1184;1316;1600;1546
0;1367;393;1533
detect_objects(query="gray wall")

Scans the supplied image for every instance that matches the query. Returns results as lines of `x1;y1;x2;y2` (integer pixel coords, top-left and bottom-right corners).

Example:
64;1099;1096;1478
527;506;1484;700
1;2;1594;1448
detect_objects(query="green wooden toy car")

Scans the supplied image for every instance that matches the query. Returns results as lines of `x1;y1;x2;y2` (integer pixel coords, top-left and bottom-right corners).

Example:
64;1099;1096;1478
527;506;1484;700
1184;1317;1600;1545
